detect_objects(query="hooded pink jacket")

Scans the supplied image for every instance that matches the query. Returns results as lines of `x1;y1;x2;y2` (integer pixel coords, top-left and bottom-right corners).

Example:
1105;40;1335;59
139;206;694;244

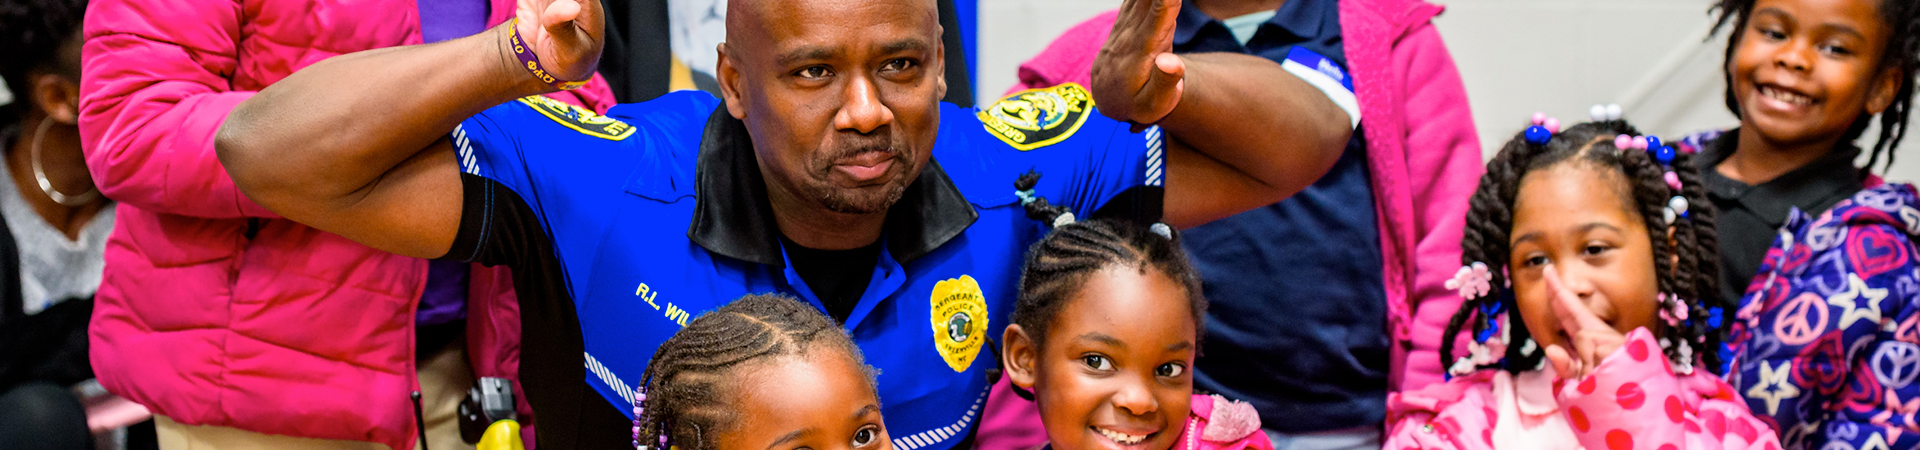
77;1;613;449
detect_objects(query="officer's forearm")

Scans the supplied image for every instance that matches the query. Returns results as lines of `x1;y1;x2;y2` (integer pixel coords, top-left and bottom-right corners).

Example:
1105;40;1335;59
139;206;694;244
1161;52;1349;200
218;21;549;213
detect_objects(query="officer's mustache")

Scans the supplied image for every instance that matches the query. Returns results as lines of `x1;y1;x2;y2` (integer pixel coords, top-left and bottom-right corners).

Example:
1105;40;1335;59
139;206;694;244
819;138;909;168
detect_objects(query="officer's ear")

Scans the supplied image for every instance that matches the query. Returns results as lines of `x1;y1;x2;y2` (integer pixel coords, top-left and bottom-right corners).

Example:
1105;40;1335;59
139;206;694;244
716;43;747;120
1002;325;1039;391
932;31;946;104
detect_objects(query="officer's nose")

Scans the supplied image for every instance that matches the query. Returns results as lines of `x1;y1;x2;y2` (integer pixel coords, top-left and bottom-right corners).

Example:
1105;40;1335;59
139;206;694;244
835;76;894;134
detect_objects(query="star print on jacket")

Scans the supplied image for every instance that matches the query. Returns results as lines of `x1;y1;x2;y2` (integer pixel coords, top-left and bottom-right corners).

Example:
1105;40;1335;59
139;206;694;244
1728;183;1920;450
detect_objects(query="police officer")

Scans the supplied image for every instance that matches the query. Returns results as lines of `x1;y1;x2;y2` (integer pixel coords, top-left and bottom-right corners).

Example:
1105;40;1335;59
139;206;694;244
214;0;1351;448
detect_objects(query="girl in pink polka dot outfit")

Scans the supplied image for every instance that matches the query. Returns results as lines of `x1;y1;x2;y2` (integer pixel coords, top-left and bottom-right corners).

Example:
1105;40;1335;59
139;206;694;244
1384;117;1782;450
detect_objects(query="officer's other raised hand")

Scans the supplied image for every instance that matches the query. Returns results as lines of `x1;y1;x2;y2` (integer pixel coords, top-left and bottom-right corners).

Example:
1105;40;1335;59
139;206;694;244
514;0;603;86
1091;0;1185;132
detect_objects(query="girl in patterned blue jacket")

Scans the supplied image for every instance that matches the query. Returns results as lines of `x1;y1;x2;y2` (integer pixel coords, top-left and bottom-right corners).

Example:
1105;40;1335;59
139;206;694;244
1685;0;1920;448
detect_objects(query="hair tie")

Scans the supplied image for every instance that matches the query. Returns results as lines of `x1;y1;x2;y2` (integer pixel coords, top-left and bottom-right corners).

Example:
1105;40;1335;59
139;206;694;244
1149;223;1172;239
1053;212;1077;228
1524;112;1559;145
1588;103;1623;122
1016;188;1038;206
1444;262;1493;299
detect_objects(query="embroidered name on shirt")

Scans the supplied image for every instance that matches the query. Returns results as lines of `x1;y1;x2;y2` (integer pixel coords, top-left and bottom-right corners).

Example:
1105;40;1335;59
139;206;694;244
977;83;1094;151
517;96;637;140
636;282;690;327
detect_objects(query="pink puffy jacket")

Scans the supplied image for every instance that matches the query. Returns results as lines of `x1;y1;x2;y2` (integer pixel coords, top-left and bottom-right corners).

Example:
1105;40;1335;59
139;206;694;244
77;1;613;449
1384;329;1782;450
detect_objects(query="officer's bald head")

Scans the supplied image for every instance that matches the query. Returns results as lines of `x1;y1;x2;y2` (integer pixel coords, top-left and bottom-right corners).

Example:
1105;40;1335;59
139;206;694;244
724;0;940;53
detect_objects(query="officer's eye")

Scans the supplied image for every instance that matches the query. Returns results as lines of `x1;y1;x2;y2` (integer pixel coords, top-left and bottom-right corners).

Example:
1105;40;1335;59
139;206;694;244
1155;363;1186;378
1082;355;1113;371
881;58;918;72
853;425;881;447
796;66;833;80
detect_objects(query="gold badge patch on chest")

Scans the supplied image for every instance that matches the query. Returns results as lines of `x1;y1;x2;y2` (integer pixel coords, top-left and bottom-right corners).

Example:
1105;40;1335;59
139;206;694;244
516;96;636;141
931;275;990;372
977;83;1094;151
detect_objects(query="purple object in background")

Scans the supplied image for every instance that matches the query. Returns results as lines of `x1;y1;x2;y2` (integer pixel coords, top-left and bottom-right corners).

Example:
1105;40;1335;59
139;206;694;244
416;0;487;325
418;260;471;325
419;0;489;44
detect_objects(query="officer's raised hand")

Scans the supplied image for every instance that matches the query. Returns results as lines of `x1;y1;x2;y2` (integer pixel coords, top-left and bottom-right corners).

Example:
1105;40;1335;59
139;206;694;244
1091;0;1185;131
513;0;603;88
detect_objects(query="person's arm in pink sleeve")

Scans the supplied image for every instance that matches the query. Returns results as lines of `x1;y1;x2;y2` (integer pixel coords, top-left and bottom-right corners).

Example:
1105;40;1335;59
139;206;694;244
1006;10;1117;96
78;0;277;218
1396;21;1486;392
541;74;617;113
1557;329;1782;450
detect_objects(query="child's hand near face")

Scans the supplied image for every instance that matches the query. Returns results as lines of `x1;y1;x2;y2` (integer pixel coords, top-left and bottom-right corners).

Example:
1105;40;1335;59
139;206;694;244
1538;265;1627;380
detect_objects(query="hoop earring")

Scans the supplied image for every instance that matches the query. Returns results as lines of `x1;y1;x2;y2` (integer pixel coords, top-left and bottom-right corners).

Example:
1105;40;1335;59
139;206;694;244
30;118;101;207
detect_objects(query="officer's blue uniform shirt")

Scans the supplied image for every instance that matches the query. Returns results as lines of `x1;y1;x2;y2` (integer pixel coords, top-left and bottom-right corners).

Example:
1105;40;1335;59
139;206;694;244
442;85;1162;450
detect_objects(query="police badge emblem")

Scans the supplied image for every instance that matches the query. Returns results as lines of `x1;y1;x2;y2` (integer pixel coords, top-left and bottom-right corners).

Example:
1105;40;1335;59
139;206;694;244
515;95;637;141
977;83;1094;151
930;275;989;372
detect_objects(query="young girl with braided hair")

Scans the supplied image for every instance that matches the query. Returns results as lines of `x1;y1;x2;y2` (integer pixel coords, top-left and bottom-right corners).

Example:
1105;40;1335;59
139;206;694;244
1385;115;1780;449
997;173;1270;450
629;293;889;450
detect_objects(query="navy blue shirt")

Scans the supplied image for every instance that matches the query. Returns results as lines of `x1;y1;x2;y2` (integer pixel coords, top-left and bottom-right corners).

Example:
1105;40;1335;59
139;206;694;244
443;86;1162;449
1173;0;1389;433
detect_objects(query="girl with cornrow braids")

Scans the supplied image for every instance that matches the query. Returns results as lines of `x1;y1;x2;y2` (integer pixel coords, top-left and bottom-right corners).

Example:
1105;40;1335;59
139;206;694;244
1679;0;1920;448
998;173;1270;450
1386;117;1778;450
630;293;889;450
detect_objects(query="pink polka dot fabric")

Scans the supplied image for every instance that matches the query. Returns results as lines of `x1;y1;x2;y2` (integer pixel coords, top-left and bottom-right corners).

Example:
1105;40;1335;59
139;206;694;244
1386;328;1783;449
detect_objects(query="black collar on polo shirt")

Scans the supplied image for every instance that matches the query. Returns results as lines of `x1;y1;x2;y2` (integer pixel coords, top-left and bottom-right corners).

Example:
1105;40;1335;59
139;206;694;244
686;107;979;267
1172;0;1330;49
1699;129;1865;226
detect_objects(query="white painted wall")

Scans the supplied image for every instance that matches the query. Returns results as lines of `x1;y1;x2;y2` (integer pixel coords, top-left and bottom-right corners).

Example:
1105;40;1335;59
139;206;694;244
975;0;1920;182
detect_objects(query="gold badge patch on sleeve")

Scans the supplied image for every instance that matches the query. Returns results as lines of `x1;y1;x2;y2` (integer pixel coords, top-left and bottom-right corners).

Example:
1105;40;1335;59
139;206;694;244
516;96;636;141
931;275;990;372
977;83;1095;151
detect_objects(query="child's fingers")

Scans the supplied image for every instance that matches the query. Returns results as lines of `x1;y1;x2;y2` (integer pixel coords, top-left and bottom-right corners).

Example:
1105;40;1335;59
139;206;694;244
1543;265;1610;334
1577;333;1604;377
1544;344;1574;379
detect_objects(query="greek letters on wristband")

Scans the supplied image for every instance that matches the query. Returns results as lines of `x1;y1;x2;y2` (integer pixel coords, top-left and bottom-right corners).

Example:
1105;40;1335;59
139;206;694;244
509;19;588;91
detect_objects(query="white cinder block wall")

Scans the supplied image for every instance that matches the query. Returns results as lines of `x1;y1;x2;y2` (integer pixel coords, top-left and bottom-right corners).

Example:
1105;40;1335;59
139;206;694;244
976;0;1920;182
